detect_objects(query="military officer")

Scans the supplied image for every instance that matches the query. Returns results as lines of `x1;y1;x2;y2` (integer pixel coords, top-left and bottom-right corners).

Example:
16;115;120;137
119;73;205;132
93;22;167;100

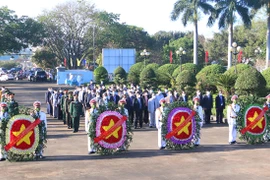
155;98;166;150
32;101;47;159
227;95;240;145
0;102;9;161
65;92;73;129
193;97;204;146
7;92;19;117
60;89;69;125
70;94;83;133
86;99;98;154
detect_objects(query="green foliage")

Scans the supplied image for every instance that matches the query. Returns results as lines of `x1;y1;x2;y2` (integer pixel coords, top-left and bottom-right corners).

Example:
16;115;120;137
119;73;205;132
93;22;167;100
176;70;196;89
113;66;126;85
94;66;109;84
172;63;199;78
157;64;178;87
32;48;58;69
235;67;266;96
224;64;253;81
216;74;236;102
262;68;270;89
0;7;45;54
145;63;160;72
0;61;20;69
196;64;226;90
162;34;205;65
139;66;157;89
127;62;144;85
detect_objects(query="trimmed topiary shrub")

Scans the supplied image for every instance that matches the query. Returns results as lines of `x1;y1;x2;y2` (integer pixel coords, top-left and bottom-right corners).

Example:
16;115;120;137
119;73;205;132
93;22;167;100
114;66;127;85
262;68;270;89
235;67;266;96
172;63;199;78
127;62;144;85
176;70;196;89
145;63;160;73
224;64;253;80
196;64;226;91
140;66;157;89
157;64;178;86
94;66;109;84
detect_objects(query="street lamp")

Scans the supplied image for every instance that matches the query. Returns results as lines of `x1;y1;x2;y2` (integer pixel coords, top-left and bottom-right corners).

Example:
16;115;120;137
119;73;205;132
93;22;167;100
231;42;241;74
176;47;186;72
140;49;150;67
254;47;262;55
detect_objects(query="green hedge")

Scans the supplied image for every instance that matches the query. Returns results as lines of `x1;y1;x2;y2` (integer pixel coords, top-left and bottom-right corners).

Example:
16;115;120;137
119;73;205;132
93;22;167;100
94;66;109;84
127;62;144;85
114;66;127;85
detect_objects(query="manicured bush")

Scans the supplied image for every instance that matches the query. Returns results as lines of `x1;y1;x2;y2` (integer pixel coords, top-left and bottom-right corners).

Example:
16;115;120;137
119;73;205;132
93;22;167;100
140;66;157;89
262;68;270;89
93;66;109;84
157;64;178;86
172;63;199;78
114;66;127;85
224;63;253;81
235;67;266;96
176;70;196;89
145;63;159;73
127;62;144;85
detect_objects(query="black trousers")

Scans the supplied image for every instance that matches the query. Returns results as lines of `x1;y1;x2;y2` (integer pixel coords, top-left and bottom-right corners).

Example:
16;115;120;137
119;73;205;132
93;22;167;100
72;116;80;132
128;107;134;124
204;109;212;124
57;104;62;120
135;110;143;128
216;108;224;123
143;106;149;124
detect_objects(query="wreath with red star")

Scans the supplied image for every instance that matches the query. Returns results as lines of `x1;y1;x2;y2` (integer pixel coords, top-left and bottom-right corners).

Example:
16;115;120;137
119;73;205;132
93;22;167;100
0;106;47;161
161;101;201;150
237;97;270;144
89;103;133;155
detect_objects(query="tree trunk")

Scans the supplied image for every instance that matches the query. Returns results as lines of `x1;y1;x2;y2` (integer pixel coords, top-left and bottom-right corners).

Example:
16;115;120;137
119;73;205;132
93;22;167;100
193;20;198;65
227;23;233;69
266;3;270;69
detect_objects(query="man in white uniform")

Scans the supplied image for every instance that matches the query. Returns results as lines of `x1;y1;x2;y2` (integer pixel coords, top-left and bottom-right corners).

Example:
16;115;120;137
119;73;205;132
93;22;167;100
86;99;98;154
193;97;204;146
32;101;47;158
0;102;9;161
155;98;166;150
227;95;240;145
148;93;156;128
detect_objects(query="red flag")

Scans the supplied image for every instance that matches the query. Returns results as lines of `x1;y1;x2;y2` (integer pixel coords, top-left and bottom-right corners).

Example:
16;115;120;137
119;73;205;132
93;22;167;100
170;51;173;64
205;51;209;63
238;51;243;63
64;58;67;67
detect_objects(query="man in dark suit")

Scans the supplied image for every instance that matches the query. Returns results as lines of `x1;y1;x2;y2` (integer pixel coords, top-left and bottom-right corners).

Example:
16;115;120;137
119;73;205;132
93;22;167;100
113;90;120;105
202;90;213;124
142;91;149;124
134;92;143;129
127;91;135;124
179;91;188;102
215;90;226;123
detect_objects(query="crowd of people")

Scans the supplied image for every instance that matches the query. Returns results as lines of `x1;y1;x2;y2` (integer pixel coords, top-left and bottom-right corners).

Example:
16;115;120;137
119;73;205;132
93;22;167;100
44;80;234;152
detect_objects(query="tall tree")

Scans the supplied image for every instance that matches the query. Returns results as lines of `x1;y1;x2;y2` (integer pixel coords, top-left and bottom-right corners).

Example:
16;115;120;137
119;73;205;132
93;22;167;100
245;0;270;68
170;0;215;65
0;6;44;54
207;0;252;69
38;1;97;69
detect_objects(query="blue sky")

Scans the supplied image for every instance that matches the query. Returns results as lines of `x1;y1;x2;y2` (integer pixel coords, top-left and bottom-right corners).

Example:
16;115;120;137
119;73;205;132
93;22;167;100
0;0;260;39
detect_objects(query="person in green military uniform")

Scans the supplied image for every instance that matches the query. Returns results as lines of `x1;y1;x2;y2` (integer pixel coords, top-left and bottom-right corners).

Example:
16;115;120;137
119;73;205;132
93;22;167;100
7;92;19;117
69;94;83;133
60;89;68;125
65;92;73;129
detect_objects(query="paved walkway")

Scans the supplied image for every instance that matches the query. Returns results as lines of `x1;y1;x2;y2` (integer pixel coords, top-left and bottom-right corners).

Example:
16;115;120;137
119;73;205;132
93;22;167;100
0;81;270;180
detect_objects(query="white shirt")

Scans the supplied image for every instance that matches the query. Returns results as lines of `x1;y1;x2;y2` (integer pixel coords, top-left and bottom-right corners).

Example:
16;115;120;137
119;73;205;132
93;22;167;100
36;111;47;129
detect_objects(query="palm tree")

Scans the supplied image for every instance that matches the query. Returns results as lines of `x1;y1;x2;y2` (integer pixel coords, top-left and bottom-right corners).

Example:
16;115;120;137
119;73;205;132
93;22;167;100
207;0;252;69
171;0;215;65
245;0;270;69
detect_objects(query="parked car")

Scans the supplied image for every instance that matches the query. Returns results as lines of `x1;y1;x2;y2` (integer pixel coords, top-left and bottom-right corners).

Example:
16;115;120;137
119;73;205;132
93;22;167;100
15;72;24;80
0;73;14;81
27;71;34;81
33;71;47;82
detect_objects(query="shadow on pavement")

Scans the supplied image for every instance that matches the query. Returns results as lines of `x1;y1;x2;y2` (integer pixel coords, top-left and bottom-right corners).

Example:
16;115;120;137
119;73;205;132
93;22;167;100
38;143;270;162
